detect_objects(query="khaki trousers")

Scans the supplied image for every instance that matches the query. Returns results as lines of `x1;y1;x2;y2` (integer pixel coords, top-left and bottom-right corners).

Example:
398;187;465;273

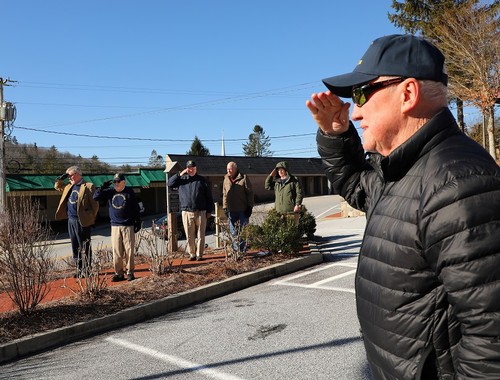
182;211;207;258
111;225;135;275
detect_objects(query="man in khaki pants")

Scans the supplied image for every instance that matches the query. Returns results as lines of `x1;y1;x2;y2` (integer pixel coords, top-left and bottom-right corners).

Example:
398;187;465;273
168;160;214;261
93;173;141;281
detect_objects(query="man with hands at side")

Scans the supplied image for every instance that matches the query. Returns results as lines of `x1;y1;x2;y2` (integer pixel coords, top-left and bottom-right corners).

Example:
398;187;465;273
222;161;254;252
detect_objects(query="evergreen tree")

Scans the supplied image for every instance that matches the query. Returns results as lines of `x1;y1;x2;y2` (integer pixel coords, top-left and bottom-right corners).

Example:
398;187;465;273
186;136;210;156
388;0;464;35
90;155;111;173
120;164;133;172
42;146;61;174
242;125;272;157
148;149;164;167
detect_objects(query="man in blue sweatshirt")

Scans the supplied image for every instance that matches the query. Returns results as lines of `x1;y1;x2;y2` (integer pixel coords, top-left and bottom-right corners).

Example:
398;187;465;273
93;173;141;281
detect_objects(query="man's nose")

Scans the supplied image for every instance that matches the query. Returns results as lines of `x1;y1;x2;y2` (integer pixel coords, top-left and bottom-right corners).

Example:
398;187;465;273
351;105;361;121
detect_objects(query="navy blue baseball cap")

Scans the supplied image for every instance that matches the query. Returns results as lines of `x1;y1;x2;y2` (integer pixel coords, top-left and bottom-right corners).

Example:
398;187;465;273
113;173;126;182
323;34;448;98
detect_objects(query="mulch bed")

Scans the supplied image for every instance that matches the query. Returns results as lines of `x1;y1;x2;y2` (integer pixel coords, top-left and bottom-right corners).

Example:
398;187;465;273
0;252;298;344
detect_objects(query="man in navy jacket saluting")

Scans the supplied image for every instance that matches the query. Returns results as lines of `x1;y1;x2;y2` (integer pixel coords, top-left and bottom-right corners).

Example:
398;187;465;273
168;160;214;261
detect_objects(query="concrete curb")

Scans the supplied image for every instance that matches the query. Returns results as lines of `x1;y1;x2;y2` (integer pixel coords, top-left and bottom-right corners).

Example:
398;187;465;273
0;248;323;364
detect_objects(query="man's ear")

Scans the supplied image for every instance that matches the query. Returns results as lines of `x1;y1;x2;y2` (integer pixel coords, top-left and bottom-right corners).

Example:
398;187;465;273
401;78;420;113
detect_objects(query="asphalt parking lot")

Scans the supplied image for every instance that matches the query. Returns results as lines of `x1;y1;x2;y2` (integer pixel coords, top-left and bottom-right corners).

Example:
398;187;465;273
1;196;372;379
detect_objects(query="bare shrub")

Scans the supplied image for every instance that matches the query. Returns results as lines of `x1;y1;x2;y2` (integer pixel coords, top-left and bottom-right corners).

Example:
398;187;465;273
0;197;55;315
62;242;110;301
217;217;248;261
134;221;145;254
139;228;184;275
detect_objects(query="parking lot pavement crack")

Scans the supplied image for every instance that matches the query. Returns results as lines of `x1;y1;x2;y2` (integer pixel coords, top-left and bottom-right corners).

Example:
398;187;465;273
247;323;287;340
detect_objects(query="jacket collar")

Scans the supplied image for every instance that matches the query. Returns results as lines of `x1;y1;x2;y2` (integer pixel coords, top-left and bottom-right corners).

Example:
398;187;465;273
372;108;459;181
229;171;244;182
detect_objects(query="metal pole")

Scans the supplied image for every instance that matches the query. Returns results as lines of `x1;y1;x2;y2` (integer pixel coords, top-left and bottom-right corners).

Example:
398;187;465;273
166;173;170;215
164;162;177;251
0;78;6;214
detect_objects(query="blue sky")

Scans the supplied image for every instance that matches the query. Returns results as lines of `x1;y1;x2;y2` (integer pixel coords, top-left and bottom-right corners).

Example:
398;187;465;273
2;0;481;168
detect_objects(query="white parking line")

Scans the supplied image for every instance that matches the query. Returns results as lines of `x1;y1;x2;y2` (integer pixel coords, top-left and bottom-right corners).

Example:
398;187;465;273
313;269;356;285
273;262;356;283
315;204;341;219
275;281;356;294
106;337;246;380
272;263;357;293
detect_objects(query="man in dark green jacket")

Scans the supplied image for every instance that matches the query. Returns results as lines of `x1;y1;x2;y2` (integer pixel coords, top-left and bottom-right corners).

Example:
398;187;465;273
265;161;303;222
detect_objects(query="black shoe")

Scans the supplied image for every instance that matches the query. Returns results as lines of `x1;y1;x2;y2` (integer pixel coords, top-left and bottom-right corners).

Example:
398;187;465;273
196;256;204;261
188;256;196;261
127;273;135;281
111;274;125;282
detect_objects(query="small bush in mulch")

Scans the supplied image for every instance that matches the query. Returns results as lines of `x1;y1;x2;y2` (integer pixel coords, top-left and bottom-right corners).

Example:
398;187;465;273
0;252;298;344
243;207;317;254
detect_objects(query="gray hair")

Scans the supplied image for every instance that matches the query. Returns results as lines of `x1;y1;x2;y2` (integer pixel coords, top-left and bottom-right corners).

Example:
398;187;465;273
419;80;448;107
381;76;448;109
66;166;81;175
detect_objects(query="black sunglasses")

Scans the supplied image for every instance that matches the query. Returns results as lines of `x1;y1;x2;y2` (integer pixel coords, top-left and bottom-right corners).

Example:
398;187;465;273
352;77;405;107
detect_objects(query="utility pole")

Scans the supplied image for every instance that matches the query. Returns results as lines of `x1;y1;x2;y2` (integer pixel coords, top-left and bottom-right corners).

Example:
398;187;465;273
0;77;17;214
0;78;6;214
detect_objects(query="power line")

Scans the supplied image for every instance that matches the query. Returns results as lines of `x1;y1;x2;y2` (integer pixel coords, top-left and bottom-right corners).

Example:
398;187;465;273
16;81;245;96
13;81;317;129
15;125;316;142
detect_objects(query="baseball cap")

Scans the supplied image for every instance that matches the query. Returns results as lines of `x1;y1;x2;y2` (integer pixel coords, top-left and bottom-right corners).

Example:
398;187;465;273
113;173;125;182
186;160;196;168
322;34;448;98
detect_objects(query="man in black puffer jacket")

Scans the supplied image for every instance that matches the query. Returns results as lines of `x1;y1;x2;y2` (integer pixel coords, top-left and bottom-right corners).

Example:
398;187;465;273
306;34;500;379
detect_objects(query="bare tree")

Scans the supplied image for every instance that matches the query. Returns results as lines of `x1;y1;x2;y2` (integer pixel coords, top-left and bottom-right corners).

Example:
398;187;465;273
388;0;490;136
428;1;499;158
0;198;55;315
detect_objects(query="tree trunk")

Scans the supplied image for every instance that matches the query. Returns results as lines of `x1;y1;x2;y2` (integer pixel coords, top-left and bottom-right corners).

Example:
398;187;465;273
487;106;496;160
482;113;487;149
456;99;465;132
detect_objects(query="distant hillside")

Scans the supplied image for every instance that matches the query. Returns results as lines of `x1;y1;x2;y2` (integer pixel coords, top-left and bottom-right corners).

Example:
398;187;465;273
4;137;115;175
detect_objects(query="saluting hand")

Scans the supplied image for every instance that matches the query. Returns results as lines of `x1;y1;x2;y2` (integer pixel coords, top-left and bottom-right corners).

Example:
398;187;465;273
306;91;350;136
